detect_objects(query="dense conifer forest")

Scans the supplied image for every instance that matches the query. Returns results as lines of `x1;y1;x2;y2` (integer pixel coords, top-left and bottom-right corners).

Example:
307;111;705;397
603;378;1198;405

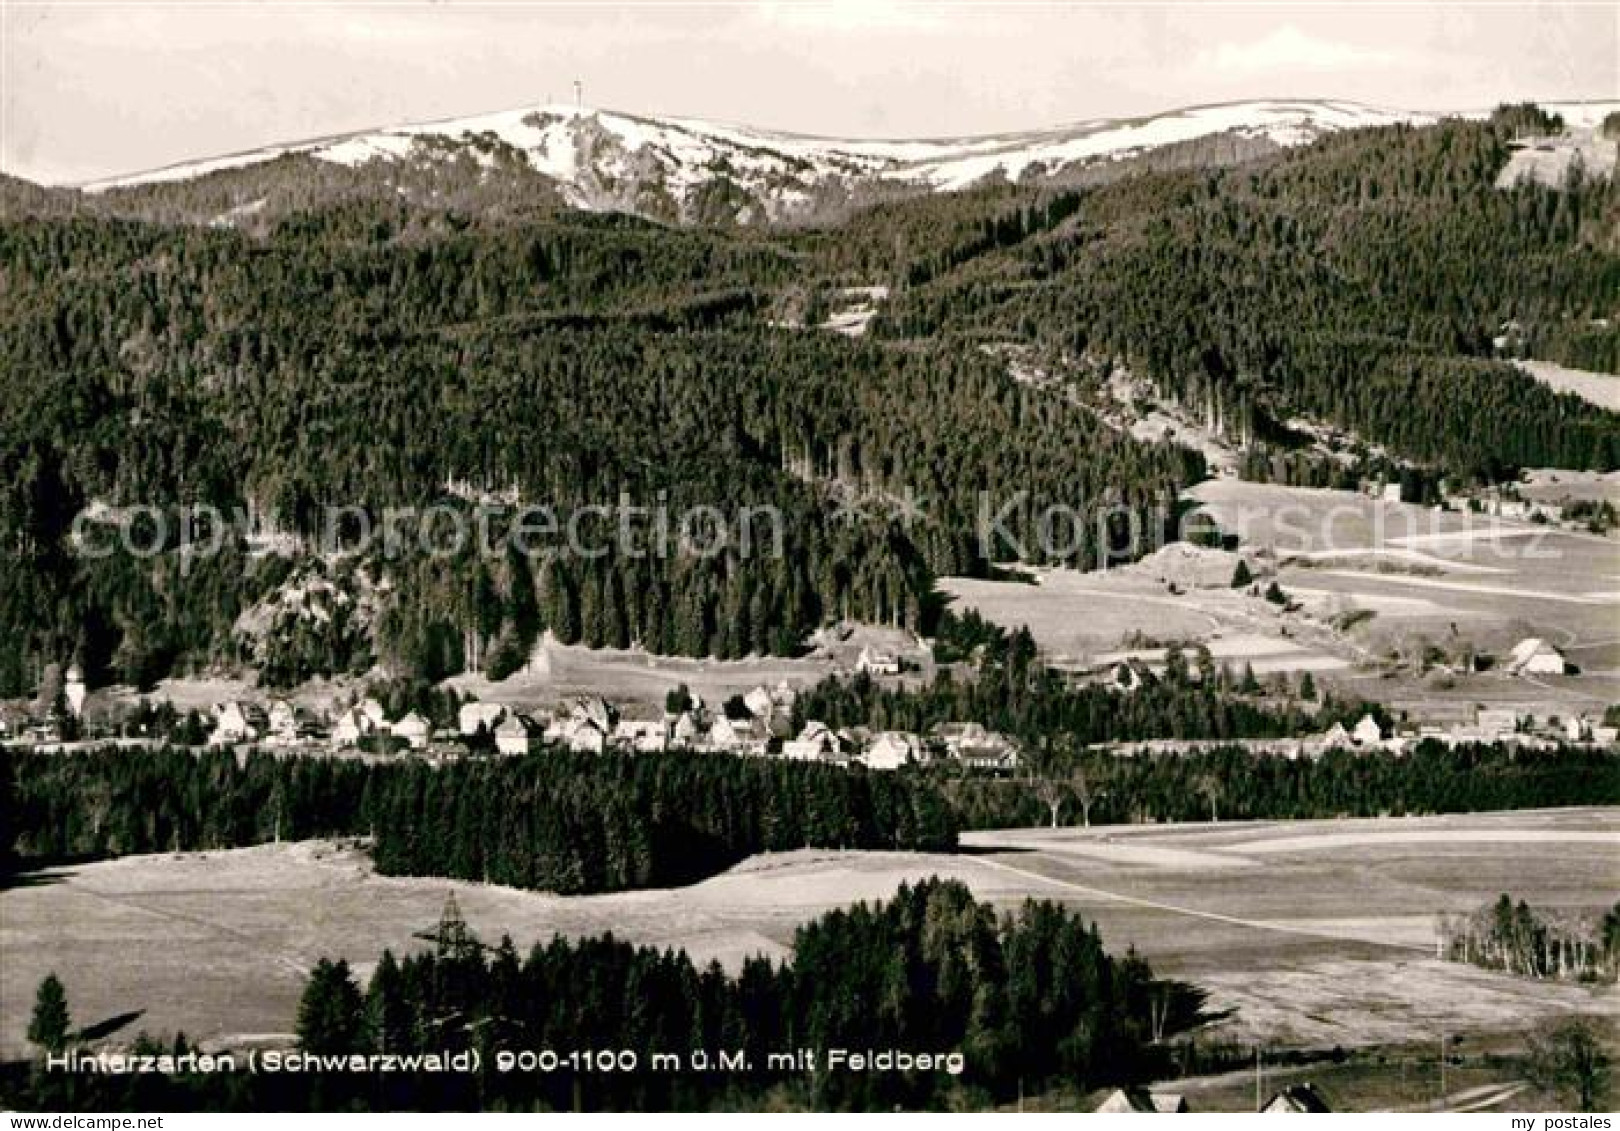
6;736;1613;893
937;741;1620;829
1;746;956;892
2;104;1616;698
871;109;1620;478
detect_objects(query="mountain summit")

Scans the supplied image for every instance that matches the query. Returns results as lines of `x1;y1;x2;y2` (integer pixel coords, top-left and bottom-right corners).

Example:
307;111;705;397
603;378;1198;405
80;98;1458;224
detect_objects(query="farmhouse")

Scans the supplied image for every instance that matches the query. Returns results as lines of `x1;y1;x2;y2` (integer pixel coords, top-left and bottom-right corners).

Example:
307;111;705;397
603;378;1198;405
784;721;848;763
571;695;618;733
458;701;507;737
670;711;702;748
932;722;1020;771
1319;722;1353;751
1109;661;1152;693
210;701;266;745
0;702;28;738
742;685;776;719
706;714;745;751
1477;708;1520;739
331;708;370;748
266;700;297;740
614;719;667;753
1505;637;1567;676
265;700;317;746
359;698;389;730
862;731;923;771
1094;1088;1188;1113
562;717;609;754
707;714;740;749
494;714;542;756
856;645;901;676
1262;1084;1331;1113
394;711;432;750
1351;713;1384;746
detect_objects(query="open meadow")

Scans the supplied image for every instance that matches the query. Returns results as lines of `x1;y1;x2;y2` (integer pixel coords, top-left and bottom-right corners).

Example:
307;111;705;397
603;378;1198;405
3;808;1613;1065
943;479;1620;724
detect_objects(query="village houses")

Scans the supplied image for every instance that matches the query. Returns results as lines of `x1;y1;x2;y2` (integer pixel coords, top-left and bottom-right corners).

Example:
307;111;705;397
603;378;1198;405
393;711;432;750
494;714;543;756
210;701;267;745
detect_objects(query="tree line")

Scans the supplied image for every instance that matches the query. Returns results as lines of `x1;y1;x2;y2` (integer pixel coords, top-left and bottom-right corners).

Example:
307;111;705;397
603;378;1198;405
938;741;1620;829
1439;894;1620;983
1;745;956;893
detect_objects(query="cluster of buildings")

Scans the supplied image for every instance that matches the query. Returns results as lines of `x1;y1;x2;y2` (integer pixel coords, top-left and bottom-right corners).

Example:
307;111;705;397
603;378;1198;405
1111;712;1400;760
1110;703;1619;761
452;687;1018;773
1423;706;1617;749
188;682;1022;774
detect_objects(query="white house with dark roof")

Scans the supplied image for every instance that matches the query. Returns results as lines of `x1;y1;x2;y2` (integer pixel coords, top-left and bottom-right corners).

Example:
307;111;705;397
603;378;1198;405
495;713;542;756
1094;1088;1188;1113
1351;713;1384;746
862;731;922;771
211;701;267;745
332;707;369;748
856;645;901;676
458;701;508;737
784;720;849;762
394;711;432;750
1506;637;1567;676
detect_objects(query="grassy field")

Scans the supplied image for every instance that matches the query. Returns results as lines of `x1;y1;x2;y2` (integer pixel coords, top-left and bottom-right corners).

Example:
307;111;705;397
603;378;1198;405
944;479;1620;723
1515;361;1620;412
3;808;1614;1071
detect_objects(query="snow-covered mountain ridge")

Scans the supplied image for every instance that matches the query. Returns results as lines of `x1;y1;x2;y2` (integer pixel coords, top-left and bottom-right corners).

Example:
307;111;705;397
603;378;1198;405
80;98;1619;224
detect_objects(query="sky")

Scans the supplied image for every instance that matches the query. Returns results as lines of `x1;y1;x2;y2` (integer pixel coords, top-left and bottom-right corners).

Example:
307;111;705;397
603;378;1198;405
2;1;1616;185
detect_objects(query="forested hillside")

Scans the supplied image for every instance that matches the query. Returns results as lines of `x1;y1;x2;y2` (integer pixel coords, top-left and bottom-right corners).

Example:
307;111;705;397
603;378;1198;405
1;104;1616;695
874;107;1620;478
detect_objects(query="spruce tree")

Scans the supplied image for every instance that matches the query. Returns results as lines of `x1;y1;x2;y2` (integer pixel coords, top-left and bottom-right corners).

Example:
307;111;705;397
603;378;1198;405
297;958;364;1054
27;973;71;1055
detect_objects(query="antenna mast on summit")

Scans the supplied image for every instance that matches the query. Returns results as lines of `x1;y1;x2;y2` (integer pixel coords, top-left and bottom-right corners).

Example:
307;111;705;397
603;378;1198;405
574;80;583;110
